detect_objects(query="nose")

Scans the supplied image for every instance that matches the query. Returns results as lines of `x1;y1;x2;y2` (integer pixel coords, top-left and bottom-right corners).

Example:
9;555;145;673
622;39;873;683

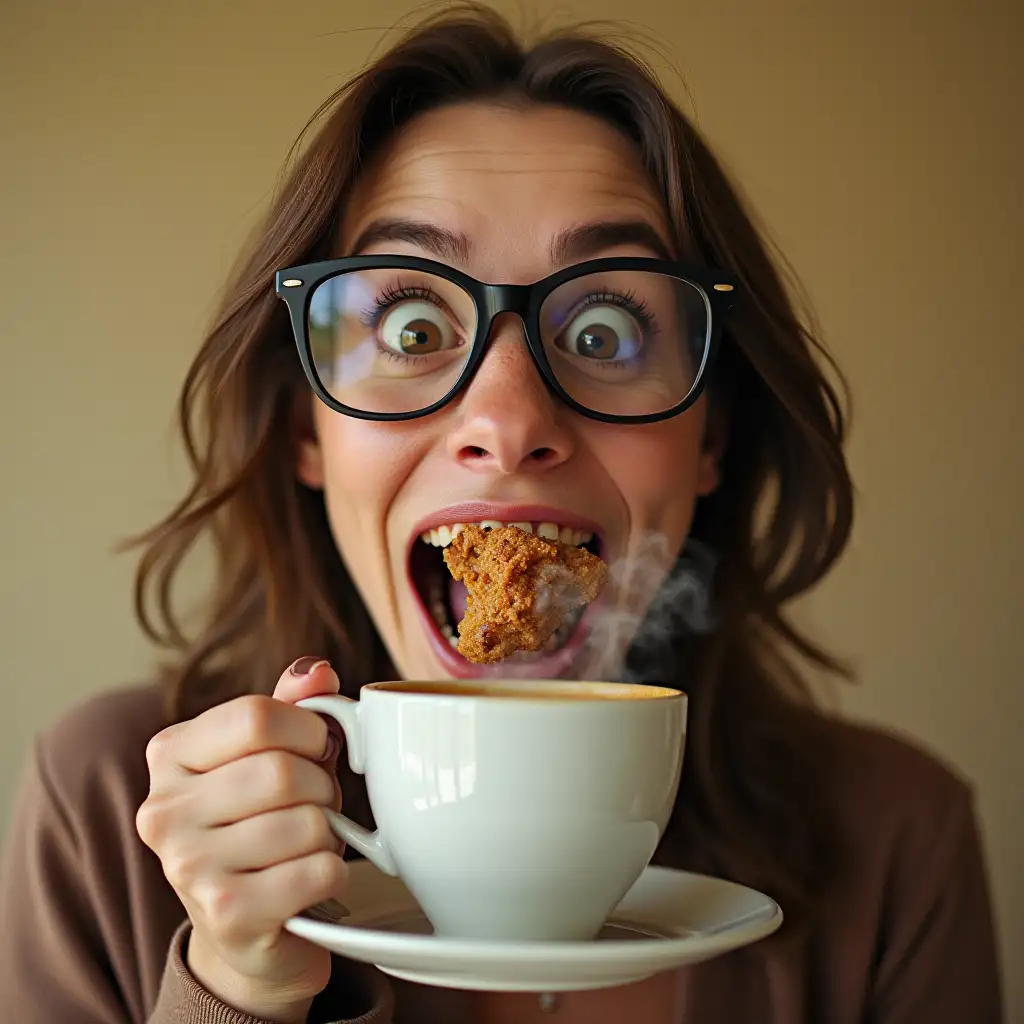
446;315;574;475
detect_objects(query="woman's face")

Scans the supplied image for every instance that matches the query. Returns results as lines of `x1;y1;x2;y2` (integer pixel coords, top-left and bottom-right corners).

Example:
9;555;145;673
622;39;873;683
297;102;721;681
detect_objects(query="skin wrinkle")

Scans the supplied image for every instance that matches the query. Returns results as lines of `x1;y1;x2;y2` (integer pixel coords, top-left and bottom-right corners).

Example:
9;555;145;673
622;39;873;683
297;101;720;682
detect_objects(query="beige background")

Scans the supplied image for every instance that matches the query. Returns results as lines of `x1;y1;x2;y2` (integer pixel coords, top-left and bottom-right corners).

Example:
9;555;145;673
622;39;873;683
1;0;1021;1017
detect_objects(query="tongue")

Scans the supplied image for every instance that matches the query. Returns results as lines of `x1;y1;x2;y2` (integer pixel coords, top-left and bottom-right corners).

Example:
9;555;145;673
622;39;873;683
448;577;469;622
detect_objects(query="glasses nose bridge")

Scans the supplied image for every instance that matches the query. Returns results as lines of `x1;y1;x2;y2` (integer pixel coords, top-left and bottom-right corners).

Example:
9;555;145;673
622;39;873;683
481;282;533;334
468;281;550;397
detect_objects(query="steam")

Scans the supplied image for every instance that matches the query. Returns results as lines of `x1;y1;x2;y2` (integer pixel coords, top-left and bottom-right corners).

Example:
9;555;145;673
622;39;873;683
534;562;586;619
572;532;719;684
456;529;719;683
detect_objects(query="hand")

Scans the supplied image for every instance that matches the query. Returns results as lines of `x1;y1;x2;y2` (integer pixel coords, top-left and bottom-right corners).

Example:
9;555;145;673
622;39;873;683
136;658;346;1023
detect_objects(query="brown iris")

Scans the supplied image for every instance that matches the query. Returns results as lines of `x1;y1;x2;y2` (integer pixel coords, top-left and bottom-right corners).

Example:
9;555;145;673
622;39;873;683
573;323;620;359
399;319;444;354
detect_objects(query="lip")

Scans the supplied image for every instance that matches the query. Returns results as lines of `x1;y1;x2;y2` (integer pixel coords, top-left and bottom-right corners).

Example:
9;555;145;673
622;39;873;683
404;501;608;681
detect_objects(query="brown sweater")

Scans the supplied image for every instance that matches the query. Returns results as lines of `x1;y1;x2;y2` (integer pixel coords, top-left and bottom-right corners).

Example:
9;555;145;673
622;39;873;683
0;682;1003;1023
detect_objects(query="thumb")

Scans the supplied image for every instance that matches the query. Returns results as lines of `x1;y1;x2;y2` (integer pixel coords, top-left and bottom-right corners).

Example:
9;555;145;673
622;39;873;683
274;659;348;874
273;657;345;811
272;656;341;705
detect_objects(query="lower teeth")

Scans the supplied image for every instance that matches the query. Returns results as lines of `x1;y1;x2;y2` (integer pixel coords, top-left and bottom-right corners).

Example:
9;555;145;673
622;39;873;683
541;615;579;652
427;579;460;647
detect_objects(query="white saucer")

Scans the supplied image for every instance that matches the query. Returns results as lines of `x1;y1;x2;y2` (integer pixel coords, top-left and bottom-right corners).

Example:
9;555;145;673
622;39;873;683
285;860;782;992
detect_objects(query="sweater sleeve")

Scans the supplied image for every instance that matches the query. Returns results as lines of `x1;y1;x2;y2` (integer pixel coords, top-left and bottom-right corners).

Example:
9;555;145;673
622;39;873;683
0;732;393;1024
151;922;393;1024
870;783;1003;1023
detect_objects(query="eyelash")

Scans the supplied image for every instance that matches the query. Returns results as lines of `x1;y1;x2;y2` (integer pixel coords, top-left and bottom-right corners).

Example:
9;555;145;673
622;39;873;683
572;289;657;331
358;282;454;364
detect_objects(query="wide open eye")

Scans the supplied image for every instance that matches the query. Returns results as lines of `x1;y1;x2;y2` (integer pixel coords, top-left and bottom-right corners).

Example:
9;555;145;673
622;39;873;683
379;301;459;355
557;305;642;362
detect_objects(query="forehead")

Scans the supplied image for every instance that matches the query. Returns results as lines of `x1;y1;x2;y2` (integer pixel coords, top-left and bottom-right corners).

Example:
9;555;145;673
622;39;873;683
339;102;671;276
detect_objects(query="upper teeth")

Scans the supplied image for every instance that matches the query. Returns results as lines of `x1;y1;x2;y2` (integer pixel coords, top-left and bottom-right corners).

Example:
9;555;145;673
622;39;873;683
420;521;595;548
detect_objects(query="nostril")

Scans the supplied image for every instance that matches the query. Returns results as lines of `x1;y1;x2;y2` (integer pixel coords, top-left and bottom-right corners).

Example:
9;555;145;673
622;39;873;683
457;445;553;463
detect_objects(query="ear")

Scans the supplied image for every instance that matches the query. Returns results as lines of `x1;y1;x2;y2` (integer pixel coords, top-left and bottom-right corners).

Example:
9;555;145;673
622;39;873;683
293;393;325;490
695;401;728;498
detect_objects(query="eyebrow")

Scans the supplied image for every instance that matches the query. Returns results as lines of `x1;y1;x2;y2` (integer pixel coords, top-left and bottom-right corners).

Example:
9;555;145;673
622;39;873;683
549;220;675;263
347;217;674;266
348;219;470;263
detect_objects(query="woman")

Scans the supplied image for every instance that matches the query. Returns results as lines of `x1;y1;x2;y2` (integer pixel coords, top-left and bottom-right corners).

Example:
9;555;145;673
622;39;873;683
0;5;1002;1023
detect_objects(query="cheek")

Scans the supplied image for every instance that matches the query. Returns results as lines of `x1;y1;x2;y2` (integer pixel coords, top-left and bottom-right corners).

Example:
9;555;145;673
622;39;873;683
595;415;708;526
311;407;420;540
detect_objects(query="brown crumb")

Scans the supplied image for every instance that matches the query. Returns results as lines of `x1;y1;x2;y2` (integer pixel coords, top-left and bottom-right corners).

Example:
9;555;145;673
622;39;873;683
442;525;608;664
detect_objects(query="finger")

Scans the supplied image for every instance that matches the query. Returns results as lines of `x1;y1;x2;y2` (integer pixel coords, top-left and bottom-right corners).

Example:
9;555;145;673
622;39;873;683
248;850;351;929
272;657;340;705
210;804;341;872
189;750;340;827
197;851;351;943
148;694;331;780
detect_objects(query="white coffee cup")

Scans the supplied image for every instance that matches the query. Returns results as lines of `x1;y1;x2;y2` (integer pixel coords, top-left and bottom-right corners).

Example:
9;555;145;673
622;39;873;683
297;679;686;942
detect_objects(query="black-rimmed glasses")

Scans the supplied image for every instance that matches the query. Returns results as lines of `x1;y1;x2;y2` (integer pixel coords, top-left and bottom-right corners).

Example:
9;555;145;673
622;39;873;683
275;255;736;424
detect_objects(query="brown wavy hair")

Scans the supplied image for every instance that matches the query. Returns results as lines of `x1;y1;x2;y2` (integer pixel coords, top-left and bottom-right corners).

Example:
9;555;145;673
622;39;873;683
127;3;854;929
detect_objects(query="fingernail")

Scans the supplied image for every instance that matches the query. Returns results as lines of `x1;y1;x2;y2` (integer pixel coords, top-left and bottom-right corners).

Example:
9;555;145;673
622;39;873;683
319;897;350;919
291;656;328;677
319;732;341;763
305;897;350;922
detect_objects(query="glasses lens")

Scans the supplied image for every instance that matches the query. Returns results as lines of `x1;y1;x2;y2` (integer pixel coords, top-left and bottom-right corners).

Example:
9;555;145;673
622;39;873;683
306;269;478;415
539;270;710;418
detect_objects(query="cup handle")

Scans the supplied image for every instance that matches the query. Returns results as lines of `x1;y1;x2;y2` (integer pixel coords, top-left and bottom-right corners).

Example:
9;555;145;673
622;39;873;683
296;694;399;877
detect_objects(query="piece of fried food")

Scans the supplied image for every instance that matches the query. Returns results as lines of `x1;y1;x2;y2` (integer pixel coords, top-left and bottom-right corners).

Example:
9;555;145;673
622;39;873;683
442;524;608;664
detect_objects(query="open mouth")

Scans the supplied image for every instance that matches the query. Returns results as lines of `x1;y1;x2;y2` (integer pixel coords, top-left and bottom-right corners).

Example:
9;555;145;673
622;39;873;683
409;517;603;664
